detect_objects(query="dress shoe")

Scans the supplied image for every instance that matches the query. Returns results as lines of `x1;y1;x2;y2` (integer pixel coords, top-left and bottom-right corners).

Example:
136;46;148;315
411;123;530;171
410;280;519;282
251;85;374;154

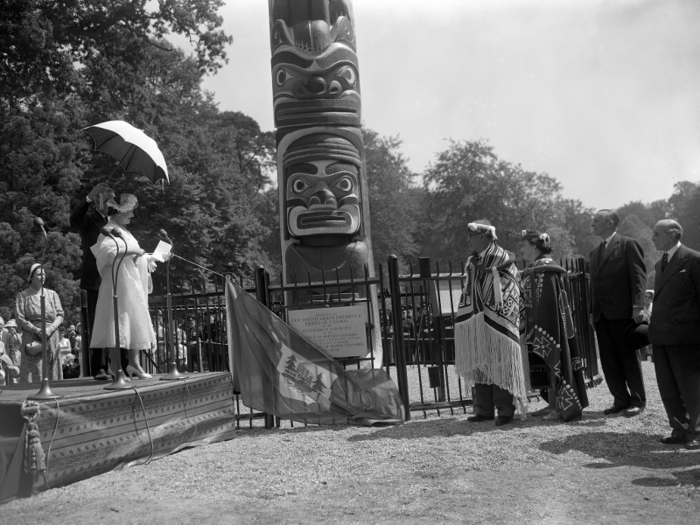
94;370;108;380
126;364;152;380
495;416;513;427
686;440;700;451
659;435;686;445
624;407;644;417
603;406;628;415
467;414;494;423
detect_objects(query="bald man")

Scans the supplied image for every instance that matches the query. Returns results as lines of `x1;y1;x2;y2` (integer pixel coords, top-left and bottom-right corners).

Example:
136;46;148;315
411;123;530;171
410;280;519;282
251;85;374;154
649;219;700;450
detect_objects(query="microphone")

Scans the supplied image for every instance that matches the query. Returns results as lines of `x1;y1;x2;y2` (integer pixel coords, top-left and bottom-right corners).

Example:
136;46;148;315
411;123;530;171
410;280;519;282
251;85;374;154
34;217;47;237
158;228;174;247
100;226;115;237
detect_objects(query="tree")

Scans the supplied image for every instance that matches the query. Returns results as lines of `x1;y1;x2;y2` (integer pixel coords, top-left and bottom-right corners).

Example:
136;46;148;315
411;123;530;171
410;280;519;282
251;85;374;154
0;1;243;320
363;129;419;270
420;140;565;263
667;182;700;251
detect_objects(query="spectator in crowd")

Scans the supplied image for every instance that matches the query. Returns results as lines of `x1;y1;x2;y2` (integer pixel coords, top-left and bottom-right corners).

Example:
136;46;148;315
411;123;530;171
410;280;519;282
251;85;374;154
649;219;700;450
58;326;73;361
456;220;527;427
16;264;65;383
589;209;647;417
520;229;588;422
0;333;20;385
63;356;81;379
65;323;77;352
70;182;117;379
2;319;22;381
185;316;203;372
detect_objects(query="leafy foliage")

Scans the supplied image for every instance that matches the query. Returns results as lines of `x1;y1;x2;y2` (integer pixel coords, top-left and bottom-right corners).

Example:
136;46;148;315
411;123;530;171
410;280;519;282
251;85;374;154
363;129;419;270
419;140;566;263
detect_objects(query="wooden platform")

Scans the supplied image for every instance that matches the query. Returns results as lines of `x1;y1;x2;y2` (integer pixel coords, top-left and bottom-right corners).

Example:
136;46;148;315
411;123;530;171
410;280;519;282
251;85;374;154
0;372;237;503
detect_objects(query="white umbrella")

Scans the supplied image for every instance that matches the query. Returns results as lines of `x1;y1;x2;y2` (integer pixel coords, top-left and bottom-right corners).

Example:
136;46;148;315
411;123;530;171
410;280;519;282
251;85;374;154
84;120;169;184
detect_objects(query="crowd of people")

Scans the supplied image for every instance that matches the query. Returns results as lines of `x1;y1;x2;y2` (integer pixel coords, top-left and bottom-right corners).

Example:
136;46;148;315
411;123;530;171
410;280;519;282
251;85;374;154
454;211;700;452
0;182;225;387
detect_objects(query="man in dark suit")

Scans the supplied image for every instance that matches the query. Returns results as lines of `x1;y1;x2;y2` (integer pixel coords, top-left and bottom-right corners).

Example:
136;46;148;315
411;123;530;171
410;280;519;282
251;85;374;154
70;182;113;379
589;209;647;416
649;219;700;450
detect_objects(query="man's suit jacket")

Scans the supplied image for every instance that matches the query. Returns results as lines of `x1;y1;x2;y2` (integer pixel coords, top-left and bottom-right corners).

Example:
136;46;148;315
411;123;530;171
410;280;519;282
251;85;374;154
69;199;108;291
649;244;700;346
589;233;647;322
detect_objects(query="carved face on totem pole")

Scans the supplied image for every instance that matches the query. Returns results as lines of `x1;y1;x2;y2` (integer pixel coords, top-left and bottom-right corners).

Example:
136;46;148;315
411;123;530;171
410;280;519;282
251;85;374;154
284;133;363;243
269;0;361;129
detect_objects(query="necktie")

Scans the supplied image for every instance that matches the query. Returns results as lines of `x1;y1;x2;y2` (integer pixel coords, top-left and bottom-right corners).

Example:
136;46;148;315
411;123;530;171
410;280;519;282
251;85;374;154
661;252;668;272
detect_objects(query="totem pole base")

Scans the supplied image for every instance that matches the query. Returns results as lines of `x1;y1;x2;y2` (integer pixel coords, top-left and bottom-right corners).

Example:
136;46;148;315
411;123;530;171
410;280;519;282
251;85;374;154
160;361;187;381
27;378;63;400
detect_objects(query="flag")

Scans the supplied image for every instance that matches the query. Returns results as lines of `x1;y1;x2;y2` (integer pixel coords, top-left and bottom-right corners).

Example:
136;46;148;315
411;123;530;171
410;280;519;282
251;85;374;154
225;279;404;426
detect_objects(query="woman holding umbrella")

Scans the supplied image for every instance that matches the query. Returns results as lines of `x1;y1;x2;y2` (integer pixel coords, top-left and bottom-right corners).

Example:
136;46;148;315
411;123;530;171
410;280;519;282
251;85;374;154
90;194;165;379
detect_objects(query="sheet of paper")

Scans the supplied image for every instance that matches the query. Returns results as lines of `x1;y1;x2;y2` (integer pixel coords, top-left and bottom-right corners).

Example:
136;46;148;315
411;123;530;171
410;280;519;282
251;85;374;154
150;240;172;262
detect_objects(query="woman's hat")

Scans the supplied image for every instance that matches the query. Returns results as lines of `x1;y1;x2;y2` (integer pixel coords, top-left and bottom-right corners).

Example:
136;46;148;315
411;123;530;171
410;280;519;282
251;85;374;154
5;319;17;329
107;193;139;213
28;263;42;282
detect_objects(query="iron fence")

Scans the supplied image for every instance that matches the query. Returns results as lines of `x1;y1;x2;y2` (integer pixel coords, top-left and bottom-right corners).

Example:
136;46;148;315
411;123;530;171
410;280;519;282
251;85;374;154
140;256;601;425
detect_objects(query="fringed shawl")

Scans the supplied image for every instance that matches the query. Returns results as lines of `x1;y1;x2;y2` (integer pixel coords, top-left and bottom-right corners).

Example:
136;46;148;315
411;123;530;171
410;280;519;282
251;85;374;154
455;243;527;414
520;258;589;421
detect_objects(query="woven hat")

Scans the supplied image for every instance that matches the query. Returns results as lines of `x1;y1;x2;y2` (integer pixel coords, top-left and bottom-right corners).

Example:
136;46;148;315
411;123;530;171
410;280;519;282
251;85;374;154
5;319;17;329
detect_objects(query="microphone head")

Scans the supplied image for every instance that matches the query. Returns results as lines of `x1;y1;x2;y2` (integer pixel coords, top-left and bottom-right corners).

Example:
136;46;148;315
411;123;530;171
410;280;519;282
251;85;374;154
158;229;168;239
100;226;113;236
111;228;123;238
34;217;45;227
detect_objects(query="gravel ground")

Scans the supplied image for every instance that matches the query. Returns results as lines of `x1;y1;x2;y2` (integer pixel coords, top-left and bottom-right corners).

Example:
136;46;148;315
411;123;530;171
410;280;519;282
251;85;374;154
2;361;700;524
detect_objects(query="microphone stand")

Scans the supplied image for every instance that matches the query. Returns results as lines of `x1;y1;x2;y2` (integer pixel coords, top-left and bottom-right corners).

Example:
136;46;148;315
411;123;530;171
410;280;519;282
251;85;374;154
104;228;131;390
159;231;186;381
28;219;63;400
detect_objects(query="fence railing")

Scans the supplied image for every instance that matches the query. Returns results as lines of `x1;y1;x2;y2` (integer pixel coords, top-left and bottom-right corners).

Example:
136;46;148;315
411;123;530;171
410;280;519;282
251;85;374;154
143;256;601;424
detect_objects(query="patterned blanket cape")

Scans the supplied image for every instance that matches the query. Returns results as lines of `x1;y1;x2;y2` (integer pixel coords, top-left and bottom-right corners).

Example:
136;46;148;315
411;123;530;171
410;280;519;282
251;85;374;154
520;258;589;421
455;243;528;413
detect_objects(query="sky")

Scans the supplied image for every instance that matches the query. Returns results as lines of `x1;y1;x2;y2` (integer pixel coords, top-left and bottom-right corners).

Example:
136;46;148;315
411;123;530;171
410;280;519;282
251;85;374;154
179;0;700;209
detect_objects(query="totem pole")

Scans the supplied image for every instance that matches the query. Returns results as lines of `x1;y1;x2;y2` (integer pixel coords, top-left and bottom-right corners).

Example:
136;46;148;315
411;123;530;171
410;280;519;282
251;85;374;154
268;0;381;365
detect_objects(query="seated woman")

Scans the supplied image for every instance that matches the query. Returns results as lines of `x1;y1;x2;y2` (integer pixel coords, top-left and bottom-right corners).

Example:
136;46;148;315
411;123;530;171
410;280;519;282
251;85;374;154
520;230;588;422
90;193;166;380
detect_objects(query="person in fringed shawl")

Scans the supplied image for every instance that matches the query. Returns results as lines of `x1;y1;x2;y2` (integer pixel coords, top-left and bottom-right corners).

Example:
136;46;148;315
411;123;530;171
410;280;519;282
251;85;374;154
520;230;589;423
456;220;526;427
